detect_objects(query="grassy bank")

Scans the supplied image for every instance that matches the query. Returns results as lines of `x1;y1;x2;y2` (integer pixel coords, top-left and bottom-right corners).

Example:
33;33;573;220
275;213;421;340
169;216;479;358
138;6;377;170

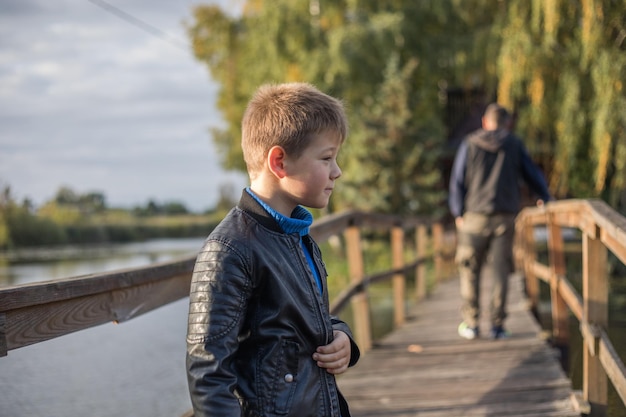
1;207;224;251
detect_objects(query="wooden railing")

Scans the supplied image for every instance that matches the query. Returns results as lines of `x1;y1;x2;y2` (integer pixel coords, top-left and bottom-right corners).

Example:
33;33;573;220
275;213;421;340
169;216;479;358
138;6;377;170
514;199;626;417
311;211;454;351
0;210;452;358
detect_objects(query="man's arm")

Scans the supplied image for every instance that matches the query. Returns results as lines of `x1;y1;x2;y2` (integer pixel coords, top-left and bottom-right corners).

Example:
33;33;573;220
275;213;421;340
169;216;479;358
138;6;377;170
519;145;553;203
449;141;469;219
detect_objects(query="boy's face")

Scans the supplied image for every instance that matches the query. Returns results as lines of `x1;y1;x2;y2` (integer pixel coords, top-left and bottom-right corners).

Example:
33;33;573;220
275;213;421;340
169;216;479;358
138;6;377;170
282;130;342;210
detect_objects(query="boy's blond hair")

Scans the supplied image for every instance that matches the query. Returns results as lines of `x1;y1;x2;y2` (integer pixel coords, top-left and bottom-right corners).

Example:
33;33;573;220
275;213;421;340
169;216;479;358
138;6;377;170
241;82;348;178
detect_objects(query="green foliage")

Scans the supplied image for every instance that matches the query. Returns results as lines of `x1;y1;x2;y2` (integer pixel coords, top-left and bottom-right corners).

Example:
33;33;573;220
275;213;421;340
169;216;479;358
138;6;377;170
0;185;218;249
4;205;66;248
212;183;239;214
341;55;445;215
0;186;67;249
38;201;83;225
0;214;9;249
133;199;190;216
188;0;626;214
54;186;106;213
188;0;500;215
494;1;626;206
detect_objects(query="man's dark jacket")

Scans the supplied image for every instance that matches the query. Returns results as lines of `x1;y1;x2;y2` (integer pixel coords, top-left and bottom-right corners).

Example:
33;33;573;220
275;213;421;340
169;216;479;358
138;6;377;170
449;128;552;218
186;191;360;417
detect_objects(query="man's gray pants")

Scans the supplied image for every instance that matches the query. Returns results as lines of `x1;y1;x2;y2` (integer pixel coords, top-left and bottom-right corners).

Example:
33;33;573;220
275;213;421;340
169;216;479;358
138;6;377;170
455;212;516;329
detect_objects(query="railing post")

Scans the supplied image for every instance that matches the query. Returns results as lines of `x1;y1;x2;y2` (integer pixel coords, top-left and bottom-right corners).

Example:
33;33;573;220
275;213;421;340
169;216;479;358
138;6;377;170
583;227;608;416
519;217;539;315
432;222;443;282
547;213;570;361
415;224;427;300
344;225;372;352
391;226;405;327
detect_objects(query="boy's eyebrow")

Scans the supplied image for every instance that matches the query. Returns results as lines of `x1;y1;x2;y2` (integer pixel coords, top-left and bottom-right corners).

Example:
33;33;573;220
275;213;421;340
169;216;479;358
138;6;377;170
320;145;339;154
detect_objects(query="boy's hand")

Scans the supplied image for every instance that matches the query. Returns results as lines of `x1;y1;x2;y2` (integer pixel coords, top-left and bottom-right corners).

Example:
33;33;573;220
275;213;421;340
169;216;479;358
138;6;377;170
312;330;351;375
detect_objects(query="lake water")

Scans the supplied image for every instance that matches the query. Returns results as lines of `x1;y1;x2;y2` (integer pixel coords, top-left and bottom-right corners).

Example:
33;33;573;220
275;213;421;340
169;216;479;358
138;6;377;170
0;238;207;287
0;238;206;417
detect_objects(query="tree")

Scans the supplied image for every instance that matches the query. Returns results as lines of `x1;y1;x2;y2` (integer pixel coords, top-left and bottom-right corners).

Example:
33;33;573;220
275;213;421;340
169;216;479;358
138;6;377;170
0;184;66;248
51;187;107;214
41;186;108;223
79;192;107;213
340;55;445;215
187;0;494;215
162;201;189;215
492;1;626;206
38;201;82;225
188;0;626;215
54;186;78;205
0;184;13;248
214;182;238;213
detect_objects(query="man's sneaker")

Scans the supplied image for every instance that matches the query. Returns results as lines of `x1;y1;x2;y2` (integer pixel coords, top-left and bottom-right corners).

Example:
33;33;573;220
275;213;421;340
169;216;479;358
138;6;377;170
458;322;479;340
490;325;511;340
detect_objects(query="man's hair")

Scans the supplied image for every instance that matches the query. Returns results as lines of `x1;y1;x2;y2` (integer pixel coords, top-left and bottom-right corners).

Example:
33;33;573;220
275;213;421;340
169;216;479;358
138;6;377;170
241;82;348;177
483;103;511;129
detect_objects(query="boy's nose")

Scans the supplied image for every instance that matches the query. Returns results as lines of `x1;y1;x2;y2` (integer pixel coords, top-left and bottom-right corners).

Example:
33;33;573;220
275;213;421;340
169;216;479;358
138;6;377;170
331;162;342;179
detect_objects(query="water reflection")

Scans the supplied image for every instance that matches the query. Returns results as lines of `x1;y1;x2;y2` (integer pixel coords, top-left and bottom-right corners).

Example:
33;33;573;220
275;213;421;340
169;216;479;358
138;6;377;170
0;237;205;287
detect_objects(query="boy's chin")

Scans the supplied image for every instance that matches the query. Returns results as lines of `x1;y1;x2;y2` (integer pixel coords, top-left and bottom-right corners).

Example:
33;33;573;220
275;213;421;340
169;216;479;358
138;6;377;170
305;200;329;210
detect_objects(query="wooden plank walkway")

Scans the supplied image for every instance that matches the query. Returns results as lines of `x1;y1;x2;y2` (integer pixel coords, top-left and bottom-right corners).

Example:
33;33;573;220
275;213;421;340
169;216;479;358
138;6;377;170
338;273;580;417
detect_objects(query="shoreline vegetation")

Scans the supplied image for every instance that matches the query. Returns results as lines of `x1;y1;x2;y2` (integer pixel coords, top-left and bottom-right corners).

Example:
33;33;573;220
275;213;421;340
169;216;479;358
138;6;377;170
0;227;215;265
0;214;220;263
0;185;232;257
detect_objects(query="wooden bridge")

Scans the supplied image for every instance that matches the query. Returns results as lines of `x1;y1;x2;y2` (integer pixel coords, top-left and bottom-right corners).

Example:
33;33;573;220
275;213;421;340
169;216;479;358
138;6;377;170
338;273;579;416
1;199;625;416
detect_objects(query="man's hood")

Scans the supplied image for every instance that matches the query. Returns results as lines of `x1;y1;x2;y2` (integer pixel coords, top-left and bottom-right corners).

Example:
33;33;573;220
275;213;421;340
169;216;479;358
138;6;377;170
467;128;510;152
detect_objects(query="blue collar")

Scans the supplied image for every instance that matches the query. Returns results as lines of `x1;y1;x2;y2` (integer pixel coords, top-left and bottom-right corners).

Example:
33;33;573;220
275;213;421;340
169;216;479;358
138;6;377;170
245;188;312;236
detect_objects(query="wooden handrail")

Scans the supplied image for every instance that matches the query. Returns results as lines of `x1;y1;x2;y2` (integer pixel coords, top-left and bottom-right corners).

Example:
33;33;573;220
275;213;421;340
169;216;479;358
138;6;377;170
0;258;195;355
0;209;450;358
514;199;626;416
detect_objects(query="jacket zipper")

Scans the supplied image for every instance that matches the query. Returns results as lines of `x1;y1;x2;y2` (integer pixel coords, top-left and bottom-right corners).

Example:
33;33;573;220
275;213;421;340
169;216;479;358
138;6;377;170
295;234;338;416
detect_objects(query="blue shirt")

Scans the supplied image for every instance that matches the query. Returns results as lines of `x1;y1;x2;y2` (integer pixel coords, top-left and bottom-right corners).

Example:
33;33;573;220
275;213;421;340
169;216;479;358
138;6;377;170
245;188;323;294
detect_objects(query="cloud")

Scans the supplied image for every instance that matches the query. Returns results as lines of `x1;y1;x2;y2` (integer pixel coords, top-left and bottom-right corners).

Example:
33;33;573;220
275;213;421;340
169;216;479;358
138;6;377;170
0;0;247;211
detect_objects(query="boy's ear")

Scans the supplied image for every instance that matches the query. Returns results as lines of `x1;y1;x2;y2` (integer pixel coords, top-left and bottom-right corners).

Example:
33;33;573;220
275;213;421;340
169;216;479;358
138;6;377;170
267;145;287;179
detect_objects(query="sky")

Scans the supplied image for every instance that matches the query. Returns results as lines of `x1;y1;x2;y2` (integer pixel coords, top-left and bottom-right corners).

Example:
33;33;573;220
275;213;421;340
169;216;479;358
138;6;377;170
0;0;248;212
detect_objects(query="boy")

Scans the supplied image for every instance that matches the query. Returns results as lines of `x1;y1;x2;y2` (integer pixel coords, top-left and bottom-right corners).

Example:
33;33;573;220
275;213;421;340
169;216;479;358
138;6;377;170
186;83;360;417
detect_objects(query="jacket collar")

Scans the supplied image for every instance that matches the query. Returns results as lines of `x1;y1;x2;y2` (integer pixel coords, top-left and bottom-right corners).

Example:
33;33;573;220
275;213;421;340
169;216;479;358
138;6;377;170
238;188;313;236
237;189;285;233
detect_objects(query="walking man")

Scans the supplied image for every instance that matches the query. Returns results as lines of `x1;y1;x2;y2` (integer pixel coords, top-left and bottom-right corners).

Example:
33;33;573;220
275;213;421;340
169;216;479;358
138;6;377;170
448;103;552;340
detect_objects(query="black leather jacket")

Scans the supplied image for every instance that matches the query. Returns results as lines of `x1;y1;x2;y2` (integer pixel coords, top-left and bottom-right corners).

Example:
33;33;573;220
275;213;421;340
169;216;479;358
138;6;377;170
186;191;360;417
